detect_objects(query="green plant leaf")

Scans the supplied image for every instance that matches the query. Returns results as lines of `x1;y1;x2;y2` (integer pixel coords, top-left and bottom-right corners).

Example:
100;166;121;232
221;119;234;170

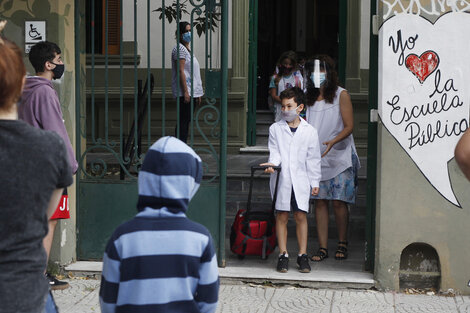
196;24;203;37
166;10;173;24
153;0;219;37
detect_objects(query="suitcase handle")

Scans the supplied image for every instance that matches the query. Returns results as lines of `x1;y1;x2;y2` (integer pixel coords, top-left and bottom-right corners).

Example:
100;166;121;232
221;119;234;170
250;165;281;172
246;165;281;219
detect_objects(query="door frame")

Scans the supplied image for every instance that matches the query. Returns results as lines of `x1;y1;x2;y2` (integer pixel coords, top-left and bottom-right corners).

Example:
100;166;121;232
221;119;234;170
246;0;258;146
365;0;378;272
247;0;348;145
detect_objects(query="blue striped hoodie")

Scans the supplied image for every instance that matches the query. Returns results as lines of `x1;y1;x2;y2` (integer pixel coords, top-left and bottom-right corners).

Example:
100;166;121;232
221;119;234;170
100;136;219;313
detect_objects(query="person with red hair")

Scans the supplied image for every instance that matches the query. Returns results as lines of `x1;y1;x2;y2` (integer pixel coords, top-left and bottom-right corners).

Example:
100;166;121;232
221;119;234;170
0;21;72;313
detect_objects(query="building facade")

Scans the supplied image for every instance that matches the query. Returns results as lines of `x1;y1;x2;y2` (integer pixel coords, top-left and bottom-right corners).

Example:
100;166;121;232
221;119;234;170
1;0;469;294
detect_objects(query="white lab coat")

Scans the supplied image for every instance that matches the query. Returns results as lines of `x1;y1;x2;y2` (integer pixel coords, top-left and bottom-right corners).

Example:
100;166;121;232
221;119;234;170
267;118;322;212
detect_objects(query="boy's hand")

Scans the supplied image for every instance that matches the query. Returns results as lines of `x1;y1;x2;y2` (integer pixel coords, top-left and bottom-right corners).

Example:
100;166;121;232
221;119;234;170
260;162;275;174
311;187;319;196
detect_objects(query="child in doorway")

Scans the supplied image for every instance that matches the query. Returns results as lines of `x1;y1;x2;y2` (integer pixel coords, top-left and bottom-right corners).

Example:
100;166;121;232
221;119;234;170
269;51;303;122
260;87;321;273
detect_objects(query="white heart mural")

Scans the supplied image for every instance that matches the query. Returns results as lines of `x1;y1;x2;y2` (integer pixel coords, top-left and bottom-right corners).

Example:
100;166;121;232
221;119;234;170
379;13;470;206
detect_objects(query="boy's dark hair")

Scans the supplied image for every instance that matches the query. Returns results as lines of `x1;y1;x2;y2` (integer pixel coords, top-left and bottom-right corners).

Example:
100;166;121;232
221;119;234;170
28;41;61;74
280;87;305;106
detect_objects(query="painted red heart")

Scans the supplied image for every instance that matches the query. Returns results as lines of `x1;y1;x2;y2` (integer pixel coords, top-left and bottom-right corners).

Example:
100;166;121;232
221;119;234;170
405;51;440;84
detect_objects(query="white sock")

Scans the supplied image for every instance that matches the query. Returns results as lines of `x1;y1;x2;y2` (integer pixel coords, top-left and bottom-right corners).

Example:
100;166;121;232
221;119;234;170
279;252;289;258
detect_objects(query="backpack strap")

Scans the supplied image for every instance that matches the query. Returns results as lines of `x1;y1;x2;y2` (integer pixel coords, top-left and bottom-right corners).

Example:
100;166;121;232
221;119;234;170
294;73;301;88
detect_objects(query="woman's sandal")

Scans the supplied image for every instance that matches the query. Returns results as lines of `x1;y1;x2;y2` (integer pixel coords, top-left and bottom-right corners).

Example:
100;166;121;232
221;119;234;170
335;241;348;260
311;247;329;262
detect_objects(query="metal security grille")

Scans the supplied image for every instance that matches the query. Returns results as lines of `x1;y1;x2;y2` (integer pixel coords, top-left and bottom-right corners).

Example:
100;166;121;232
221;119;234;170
75;0;228;265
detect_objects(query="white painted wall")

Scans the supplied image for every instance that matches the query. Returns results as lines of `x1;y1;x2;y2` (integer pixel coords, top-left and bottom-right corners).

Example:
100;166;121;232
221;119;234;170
378;13;470;206
360;0;370;69
122;1;232;69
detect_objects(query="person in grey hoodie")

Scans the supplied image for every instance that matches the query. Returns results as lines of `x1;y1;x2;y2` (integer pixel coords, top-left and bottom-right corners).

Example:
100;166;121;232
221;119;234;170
18;41;78;290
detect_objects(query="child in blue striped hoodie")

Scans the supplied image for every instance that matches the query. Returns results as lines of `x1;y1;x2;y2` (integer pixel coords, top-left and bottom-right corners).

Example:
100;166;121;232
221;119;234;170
99;136;219;313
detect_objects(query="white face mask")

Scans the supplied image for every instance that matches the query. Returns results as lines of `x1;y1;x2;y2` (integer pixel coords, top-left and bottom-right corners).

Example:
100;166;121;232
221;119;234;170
281;107;299;122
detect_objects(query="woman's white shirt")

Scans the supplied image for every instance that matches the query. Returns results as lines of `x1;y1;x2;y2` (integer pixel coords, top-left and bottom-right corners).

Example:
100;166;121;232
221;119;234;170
171;43;204;98
305;87;360;181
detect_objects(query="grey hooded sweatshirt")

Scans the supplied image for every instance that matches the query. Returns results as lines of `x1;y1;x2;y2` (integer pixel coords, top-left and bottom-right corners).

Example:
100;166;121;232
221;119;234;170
18;76;78;173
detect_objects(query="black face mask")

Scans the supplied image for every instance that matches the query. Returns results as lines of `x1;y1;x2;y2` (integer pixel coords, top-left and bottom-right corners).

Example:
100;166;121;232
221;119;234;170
51;62;64;80
279;65;292;75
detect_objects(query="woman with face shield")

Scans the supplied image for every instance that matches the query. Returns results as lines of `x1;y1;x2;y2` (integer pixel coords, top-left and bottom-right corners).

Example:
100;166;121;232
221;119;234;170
304;55;360;262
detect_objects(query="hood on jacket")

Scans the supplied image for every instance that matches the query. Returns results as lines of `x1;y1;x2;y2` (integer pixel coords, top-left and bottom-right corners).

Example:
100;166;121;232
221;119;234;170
21;76;54;102
137;136;202;214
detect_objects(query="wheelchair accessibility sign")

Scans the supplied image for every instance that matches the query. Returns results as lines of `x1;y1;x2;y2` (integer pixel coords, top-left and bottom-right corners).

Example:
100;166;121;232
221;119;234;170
25;21;46;52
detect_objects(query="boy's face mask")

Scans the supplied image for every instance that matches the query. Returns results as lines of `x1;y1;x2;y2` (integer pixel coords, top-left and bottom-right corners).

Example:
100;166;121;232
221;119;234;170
281;106;299;122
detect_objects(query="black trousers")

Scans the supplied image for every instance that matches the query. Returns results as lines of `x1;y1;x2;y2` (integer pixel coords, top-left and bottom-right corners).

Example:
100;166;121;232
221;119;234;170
175;97;192;143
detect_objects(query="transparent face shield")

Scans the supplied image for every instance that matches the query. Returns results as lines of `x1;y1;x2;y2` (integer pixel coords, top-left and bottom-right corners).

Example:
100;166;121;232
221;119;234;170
311;59;327;88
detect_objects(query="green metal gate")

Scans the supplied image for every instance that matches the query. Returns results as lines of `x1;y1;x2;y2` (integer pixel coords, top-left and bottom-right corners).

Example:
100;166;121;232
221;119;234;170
74;0;228;266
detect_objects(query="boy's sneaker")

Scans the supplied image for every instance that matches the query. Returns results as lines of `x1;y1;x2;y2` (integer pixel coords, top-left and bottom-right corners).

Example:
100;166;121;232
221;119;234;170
277;252;289;273
46;273;69;290
297;254;311;273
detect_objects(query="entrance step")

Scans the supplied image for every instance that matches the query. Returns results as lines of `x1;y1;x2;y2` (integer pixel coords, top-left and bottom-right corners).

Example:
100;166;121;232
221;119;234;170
253;110;273;146
219;268;374;289
65;250;374;290
65;239;374;289
223;238;374;289
239;145;269;154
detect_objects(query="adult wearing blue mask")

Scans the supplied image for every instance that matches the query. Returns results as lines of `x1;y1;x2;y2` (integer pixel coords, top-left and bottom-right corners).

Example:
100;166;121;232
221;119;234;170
304;55;360;262
171;21;203;143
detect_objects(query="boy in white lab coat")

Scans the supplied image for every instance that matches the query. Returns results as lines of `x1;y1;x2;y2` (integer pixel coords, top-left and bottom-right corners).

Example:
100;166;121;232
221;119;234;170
261;87;322;273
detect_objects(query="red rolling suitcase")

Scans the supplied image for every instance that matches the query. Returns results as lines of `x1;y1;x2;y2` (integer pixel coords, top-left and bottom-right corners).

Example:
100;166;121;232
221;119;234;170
230;165;281;259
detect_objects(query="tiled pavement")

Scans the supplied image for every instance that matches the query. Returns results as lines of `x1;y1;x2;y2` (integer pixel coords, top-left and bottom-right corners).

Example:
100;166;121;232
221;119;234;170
53;278;470;313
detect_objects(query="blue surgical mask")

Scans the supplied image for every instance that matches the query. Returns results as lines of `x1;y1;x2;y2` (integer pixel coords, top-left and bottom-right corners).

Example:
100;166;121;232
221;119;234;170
310;72;326;88
182;31;191;43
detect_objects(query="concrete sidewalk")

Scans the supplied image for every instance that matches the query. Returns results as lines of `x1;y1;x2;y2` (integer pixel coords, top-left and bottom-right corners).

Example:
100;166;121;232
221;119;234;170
53;278;470;313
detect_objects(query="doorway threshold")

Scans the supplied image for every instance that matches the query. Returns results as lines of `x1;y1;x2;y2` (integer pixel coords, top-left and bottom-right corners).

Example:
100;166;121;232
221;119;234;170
221;238;374;289
67;241;373;289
